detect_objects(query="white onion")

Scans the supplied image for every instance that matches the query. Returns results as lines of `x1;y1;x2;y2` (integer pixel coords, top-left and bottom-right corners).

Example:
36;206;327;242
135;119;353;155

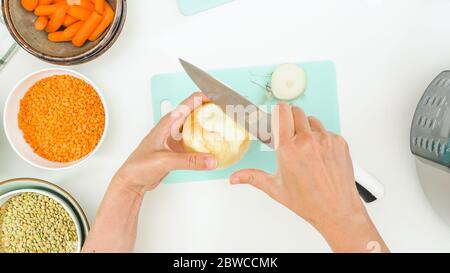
182;103;250;169
270;63;307;100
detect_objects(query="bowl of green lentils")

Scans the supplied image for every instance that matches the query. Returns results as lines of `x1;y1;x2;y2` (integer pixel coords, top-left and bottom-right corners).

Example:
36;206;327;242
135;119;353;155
0;188;83;253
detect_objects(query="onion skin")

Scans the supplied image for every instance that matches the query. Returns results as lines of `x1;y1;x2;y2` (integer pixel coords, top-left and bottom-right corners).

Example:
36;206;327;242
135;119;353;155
182;103;250;169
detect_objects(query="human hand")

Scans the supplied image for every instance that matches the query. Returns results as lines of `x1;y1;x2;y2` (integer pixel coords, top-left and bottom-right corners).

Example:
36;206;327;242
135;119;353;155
83;93;218;253
230;103;388;252
113;92;217;195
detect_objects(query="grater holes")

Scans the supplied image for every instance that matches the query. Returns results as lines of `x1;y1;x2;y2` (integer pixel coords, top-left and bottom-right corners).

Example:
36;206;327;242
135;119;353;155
417;116;436;129
445;79;450;87
421;117;428;127
431;119;437;129
412;136;418;146
422;138;428;149
431;97;437;105
433;78;442;87
427;118;434;128
439;143;448;155
424;96;431;105
434;140;441;155
417;137;421;147
436;78;450;87
429;139;435;152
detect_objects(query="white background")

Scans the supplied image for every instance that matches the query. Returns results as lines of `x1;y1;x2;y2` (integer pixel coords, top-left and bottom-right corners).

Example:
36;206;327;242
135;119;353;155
1;0;450;252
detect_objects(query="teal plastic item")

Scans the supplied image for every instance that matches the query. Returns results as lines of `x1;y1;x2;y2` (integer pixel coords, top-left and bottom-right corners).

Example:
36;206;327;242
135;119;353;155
176;0;234;16
151;61;340;183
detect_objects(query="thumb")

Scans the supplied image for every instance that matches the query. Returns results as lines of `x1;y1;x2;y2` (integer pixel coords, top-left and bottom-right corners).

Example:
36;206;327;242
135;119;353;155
164;152;218;171
230;169;274;194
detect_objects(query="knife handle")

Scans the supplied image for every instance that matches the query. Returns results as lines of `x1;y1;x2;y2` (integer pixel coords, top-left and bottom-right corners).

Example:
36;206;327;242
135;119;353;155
353;163;384;203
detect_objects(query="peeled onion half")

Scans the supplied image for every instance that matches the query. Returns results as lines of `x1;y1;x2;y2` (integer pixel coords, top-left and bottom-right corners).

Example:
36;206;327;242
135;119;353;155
270;63;307;101
182;103;250;169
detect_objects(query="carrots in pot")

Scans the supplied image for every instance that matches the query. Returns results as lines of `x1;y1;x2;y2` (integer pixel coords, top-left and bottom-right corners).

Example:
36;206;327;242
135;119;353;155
68;5;92;21
22;0;39;11
89;3;113;41
45;6;66;32
72;11;102;47
94;0;105;14
21;0;115;47
63;15;79;27
34;4;59;16
34;16;48;31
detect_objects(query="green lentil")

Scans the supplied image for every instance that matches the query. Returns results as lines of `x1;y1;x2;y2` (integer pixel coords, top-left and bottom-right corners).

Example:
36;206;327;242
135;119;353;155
0;193;78;253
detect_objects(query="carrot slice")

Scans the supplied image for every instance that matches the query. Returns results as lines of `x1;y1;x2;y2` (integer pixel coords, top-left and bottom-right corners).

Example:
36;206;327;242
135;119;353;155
67;5;92;21
21;0;39;11
63;21;84;38
88;2;113;41
45;6;66;32
39;0;53;4
34;16;49;31
72;11;102;47
48;31;72;42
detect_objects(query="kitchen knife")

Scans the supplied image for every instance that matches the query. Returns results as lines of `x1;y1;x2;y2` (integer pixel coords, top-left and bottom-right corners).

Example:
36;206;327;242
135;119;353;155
179;59;384;203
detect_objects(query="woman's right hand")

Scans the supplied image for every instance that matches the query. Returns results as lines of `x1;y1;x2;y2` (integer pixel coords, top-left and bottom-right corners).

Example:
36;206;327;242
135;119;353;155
230;103;389;253
113;92;216;196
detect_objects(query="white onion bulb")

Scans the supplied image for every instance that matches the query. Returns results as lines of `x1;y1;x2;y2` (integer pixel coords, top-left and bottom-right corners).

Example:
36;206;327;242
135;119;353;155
270;63;307;100
182;103;250;169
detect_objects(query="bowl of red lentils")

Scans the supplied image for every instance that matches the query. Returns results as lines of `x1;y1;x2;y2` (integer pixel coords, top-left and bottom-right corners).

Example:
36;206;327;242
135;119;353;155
3;68;108;170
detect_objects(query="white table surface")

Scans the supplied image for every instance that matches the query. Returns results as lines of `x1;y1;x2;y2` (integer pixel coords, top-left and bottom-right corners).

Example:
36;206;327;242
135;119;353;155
2;0;450;252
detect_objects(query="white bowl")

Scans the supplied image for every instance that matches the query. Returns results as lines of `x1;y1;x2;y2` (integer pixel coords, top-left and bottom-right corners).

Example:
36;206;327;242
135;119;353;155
3;68;108;170
0;189;83;253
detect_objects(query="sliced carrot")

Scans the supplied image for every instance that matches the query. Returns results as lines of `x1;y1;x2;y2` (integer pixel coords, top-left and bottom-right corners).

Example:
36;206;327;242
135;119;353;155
45;6;66;32
34;4;58;16
88;2;113;41
34;16;49;31
72;11;102;47
67;5;92;21
63;20;84;38
22;0;39;11
39;0;53;4
48;31;72;42
94;0;105;14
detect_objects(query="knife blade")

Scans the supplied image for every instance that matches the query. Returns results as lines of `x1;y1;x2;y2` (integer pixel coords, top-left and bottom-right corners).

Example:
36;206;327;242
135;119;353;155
179;59;383;203
179;59;274;148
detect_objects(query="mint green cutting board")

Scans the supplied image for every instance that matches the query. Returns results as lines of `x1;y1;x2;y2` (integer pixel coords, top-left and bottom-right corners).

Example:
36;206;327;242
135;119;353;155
151;60;340;184
176;0;234;16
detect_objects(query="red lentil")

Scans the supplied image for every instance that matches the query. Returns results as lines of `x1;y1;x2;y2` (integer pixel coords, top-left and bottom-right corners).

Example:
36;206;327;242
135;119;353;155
18;74;105;162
